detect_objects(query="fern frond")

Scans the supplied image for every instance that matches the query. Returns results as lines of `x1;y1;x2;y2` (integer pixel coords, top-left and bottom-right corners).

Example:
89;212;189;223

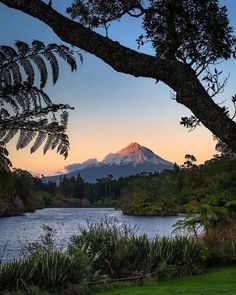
0;40;78;169
32;40;45;52
43;133;54;154
1;129;18;144
56;133;70;159
15;41;30;54
48;43;77;72
15;90;27;111
31;55;48;88
51;137;60;150
60;111;69;129
38;89;52;105
0;95;18;113
57;139;69;159
16;129;37;150
0;131;7;140
8;63;22;84
30;131;47;154
20;58;35;86
0;51;6;66
0;46;17;59
1;69;12;85
16;129;28;150
58;47;77;72
43;50;59;84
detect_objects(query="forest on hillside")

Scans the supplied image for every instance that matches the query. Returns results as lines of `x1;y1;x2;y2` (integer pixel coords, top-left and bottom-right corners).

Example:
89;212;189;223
0;153;236;218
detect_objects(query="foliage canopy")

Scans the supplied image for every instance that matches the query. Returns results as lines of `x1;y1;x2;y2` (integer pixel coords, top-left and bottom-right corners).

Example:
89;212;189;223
67;0;236;72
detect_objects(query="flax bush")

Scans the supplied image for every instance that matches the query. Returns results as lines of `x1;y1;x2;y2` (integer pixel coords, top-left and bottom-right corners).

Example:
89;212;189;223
69;219;207;278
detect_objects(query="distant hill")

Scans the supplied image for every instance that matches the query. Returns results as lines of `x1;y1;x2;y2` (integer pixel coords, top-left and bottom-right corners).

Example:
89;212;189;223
44;143;174;183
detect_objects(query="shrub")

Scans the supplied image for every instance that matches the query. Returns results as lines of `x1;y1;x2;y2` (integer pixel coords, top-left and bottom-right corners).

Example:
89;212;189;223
150;236;206;276
173;236;207;275
110;234;151;277
69;219;207;278
68;218;139;277
203;221;236;266
0;224;97;293
0;251;85;291
156;262;178;279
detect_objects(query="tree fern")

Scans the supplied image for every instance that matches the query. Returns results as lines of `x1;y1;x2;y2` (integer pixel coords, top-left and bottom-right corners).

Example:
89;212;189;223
0;40;79;170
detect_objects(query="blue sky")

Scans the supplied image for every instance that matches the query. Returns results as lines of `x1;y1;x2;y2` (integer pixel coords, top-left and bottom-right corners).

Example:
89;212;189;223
0;0;236;175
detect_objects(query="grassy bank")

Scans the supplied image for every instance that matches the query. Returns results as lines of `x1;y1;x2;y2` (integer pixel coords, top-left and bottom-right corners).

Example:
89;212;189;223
92;266;236;295
6;266;236;295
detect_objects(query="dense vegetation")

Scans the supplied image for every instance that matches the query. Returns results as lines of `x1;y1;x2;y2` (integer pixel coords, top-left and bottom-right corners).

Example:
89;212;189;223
1;217;236;294
0;169;56;216
78;154;236;218
1;154;236;218
0;170;88;216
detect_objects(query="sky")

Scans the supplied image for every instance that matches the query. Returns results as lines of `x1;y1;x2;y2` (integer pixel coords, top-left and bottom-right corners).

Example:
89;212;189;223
0;0;236;176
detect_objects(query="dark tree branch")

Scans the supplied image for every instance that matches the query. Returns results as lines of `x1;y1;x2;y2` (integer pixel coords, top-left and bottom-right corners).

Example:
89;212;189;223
1;0;236;153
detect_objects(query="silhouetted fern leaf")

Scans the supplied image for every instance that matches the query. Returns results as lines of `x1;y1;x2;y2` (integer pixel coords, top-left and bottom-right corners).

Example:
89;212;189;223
31;55;48;88
30;131;47;154
2;129;18;144
0;40;79;169
43;133;55;154
20;58;35;86
8;63;22;84
43;50;59;84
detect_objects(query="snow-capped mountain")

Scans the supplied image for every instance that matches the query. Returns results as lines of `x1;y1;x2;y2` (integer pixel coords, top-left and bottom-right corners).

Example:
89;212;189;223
101;143;171;167
44;143;173;183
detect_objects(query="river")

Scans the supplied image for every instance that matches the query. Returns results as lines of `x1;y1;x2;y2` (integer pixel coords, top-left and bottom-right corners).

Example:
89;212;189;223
0;208;185;261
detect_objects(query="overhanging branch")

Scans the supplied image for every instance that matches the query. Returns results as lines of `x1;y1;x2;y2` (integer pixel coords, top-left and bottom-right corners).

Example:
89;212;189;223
1;0;236;153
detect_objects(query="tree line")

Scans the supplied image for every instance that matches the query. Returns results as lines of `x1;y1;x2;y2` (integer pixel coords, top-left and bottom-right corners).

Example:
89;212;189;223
1;152;235;217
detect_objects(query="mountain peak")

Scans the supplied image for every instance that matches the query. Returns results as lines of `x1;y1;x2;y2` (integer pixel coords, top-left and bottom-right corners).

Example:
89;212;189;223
127;142;140;149
44;143;174;183
101;142;171;167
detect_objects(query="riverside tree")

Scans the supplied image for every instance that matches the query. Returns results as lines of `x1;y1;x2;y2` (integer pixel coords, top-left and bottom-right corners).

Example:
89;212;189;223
1;0;236;153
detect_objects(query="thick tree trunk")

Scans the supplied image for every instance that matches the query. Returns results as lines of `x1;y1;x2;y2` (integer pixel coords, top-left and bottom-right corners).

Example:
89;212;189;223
1;0;236;152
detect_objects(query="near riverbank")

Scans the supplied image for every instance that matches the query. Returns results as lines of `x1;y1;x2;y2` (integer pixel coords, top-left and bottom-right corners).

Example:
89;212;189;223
92;266;236;295
4;266;236;295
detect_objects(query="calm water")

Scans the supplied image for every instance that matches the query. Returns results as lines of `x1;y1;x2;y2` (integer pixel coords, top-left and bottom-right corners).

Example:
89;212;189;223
0;208;185;261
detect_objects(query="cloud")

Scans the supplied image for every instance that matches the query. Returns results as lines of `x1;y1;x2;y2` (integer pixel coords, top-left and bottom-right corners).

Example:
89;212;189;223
65;158;98;172
55;170;64;175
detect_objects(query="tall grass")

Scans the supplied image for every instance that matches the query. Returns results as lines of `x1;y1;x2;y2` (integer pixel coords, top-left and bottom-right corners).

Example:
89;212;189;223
0;251;86;291
69;218;207;278
0;225;96;292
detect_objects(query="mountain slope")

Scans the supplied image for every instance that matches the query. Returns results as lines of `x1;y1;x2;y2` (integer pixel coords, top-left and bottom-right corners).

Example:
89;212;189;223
102;143;172;166
44;143;173;183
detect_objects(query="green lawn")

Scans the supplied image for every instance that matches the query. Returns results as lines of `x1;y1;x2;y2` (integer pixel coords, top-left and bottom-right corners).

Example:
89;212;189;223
92;267;236;295
5;266;236;295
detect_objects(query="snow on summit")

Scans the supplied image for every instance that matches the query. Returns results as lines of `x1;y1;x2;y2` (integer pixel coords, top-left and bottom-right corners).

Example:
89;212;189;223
44;143;173;183
101;143;171;167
